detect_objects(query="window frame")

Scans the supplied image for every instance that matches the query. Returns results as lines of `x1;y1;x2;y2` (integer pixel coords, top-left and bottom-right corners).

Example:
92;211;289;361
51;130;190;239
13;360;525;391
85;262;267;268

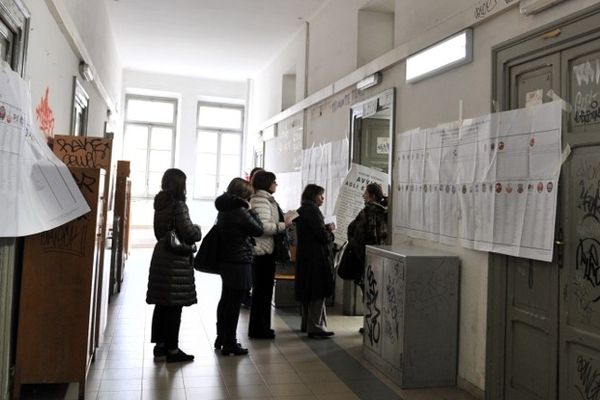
123;94;178;198
194;101;244;199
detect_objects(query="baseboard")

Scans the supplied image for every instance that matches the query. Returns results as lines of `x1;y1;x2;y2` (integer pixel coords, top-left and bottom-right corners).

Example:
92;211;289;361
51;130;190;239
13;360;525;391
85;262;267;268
457;376;485;400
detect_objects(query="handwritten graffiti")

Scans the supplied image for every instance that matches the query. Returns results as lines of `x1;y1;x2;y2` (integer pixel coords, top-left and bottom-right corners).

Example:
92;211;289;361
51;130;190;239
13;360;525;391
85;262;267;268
54;138;111;168
575;97;600;124
35;87;55;144
578;180;600;223
576;160;600;181
575;355;600;400
383;264;402;343
576;238;600;302
40;223;87;256
474;0;497;19
365;264;381;346
72;172;97;194
574;60;600;87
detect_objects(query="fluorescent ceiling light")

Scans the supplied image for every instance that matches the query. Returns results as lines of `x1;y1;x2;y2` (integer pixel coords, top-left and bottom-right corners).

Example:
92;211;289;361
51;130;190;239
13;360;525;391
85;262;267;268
406;29;472;83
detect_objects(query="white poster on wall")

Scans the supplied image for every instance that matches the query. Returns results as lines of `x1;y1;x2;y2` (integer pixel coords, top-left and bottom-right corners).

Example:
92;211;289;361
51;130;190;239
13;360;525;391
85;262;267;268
333;163;389;246
301;138;349;219
0;64;90;237
394;101;562;262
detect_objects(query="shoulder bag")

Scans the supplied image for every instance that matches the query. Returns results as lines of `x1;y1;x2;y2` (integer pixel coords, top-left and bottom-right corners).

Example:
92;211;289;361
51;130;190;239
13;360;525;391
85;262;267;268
194;225;220;274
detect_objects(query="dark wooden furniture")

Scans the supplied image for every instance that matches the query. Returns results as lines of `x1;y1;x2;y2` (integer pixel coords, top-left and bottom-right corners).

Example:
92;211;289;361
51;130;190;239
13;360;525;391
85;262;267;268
13;167;105;400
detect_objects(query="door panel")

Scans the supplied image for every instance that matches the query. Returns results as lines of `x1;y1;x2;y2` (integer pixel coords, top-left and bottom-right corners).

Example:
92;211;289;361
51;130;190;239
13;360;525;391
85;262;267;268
560;38;600;400
505;53;560;400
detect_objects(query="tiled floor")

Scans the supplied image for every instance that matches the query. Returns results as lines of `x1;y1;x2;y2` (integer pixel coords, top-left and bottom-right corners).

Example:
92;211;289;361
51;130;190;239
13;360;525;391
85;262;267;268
20;249;478;400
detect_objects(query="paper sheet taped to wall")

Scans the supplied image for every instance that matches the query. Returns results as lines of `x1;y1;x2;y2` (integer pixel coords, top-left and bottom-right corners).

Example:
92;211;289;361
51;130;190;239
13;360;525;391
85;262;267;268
0;65;90;237
394;101;562;262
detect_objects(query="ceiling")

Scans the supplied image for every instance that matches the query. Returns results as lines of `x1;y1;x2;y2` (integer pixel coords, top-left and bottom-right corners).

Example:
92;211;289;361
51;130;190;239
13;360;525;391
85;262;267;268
105;0;329;81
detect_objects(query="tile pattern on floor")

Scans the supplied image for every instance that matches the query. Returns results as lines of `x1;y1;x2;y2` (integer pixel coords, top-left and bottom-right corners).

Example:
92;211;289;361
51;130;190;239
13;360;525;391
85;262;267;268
19;249;477;400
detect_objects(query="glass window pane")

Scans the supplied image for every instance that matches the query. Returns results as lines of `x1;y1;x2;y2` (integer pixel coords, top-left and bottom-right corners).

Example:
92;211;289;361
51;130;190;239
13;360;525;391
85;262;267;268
124;124;148;151
198;105;242;130
218;175;237;194
220;155;240;176
130;149;147;173
194;175;217;198
221;133;241;155
196;154;218;175
148;172;163;196
150;127;173;150
127;98;175;124
197;130;218;153
130;171;146;197
148;150;172;172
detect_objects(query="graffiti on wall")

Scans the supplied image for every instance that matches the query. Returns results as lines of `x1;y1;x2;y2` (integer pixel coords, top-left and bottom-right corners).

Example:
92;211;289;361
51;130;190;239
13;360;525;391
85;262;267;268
35;87;55;145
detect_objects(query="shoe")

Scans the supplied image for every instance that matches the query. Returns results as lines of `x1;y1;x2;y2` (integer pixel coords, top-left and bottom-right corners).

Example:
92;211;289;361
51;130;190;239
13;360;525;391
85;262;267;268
308;331;335;339
214;337;223;350
166;349;194;363
221;344;249;356
248;331;275;339
153;345;166;359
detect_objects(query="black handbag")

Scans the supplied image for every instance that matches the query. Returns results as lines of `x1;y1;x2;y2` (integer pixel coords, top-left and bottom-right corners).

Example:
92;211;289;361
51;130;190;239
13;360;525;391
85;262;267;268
164;210;197;255
336;244;363;281
274;205;291;263
194;225;220;274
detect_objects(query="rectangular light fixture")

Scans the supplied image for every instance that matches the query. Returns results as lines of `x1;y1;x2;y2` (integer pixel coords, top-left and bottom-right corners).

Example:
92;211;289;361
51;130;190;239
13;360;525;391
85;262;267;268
356;72;381;91
406;29;473;83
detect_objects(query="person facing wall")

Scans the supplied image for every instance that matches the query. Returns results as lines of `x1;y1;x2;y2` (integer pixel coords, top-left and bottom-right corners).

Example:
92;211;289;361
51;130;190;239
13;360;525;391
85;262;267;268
146;168;202;363
295;184;336;338
248;170;293;339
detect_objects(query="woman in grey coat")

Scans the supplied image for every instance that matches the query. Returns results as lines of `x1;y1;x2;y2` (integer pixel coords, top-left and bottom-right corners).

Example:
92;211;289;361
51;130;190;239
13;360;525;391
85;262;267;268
146;168;202;363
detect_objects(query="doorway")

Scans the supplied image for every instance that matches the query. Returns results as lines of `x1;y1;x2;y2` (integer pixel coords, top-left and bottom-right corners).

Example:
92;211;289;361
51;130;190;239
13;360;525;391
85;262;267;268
488;5;600;399
342;88;395;315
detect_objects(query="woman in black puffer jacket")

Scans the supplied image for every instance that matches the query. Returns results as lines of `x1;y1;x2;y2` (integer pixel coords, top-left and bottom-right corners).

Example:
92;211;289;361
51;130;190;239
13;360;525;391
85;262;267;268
146;168;202;363
214;178;263;356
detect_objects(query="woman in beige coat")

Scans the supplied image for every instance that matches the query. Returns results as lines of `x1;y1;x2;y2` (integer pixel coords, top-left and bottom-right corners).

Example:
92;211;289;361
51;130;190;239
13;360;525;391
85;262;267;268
248;171;292;338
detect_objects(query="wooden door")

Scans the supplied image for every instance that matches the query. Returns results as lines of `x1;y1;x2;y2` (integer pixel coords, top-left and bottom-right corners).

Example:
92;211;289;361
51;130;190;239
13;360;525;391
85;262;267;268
504;53;561;400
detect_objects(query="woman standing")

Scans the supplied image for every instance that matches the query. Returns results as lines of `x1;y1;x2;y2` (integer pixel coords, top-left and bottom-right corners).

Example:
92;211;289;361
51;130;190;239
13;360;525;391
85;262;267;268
248;171;292;338
146;168;202;363
341;183;388;290
295;184;335;338
215;178;264;355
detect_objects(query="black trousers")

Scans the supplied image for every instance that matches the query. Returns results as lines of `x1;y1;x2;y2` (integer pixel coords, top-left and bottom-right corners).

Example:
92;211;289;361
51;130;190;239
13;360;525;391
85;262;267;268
151;304;182;350
249;253;276;336
216;283;245;346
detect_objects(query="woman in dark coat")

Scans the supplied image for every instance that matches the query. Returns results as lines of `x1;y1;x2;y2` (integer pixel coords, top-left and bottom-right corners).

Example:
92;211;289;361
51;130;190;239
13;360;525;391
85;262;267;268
146;168;202;363
341;182;388;290
214;178;264;356
295;184;335;338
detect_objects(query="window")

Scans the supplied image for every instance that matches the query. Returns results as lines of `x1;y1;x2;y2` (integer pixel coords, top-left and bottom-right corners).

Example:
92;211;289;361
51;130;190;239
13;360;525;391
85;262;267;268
71;77;89;136
194;102;244;198
123;95;177;198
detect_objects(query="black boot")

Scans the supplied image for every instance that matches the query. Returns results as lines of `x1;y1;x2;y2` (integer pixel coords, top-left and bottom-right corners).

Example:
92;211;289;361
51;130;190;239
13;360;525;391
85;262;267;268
221;342;248;356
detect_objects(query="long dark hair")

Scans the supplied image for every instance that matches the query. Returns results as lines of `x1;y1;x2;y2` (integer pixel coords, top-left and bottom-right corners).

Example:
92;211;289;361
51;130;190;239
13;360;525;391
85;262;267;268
301;184;325;203
161;168;187;201
366;183;388;207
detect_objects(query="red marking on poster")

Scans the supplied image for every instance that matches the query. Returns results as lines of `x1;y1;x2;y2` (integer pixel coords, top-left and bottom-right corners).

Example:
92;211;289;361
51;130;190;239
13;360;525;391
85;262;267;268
35;87;55;144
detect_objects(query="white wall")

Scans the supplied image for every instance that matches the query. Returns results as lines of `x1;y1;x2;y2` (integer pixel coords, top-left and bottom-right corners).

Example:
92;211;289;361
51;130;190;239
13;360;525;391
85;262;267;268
248;0;600;394
357;10;394;67
23;0;117;138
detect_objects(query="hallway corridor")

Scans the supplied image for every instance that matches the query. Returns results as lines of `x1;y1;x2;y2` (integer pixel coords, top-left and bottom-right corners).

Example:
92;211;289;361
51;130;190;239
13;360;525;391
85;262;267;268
21;249;476;400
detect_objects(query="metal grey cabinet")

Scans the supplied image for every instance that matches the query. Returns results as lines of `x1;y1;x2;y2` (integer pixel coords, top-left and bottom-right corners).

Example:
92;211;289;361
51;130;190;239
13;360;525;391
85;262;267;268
363;244;460;388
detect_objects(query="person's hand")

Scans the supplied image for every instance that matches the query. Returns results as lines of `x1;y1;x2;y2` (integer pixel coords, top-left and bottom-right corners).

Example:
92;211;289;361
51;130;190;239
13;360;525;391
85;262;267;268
284;216;294;227
326;222;336;232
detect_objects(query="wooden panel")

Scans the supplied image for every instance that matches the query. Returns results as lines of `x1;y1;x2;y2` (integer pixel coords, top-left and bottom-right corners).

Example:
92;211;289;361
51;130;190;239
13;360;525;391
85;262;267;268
13;168;103;399
113;175;131;293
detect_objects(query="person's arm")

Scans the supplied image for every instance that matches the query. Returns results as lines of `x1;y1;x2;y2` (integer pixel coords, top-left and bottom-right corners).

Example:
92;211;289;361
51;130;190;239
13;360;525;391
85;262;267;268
240;208;264;237
174;202;202;243
250;197;279;235
303;207;332;244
